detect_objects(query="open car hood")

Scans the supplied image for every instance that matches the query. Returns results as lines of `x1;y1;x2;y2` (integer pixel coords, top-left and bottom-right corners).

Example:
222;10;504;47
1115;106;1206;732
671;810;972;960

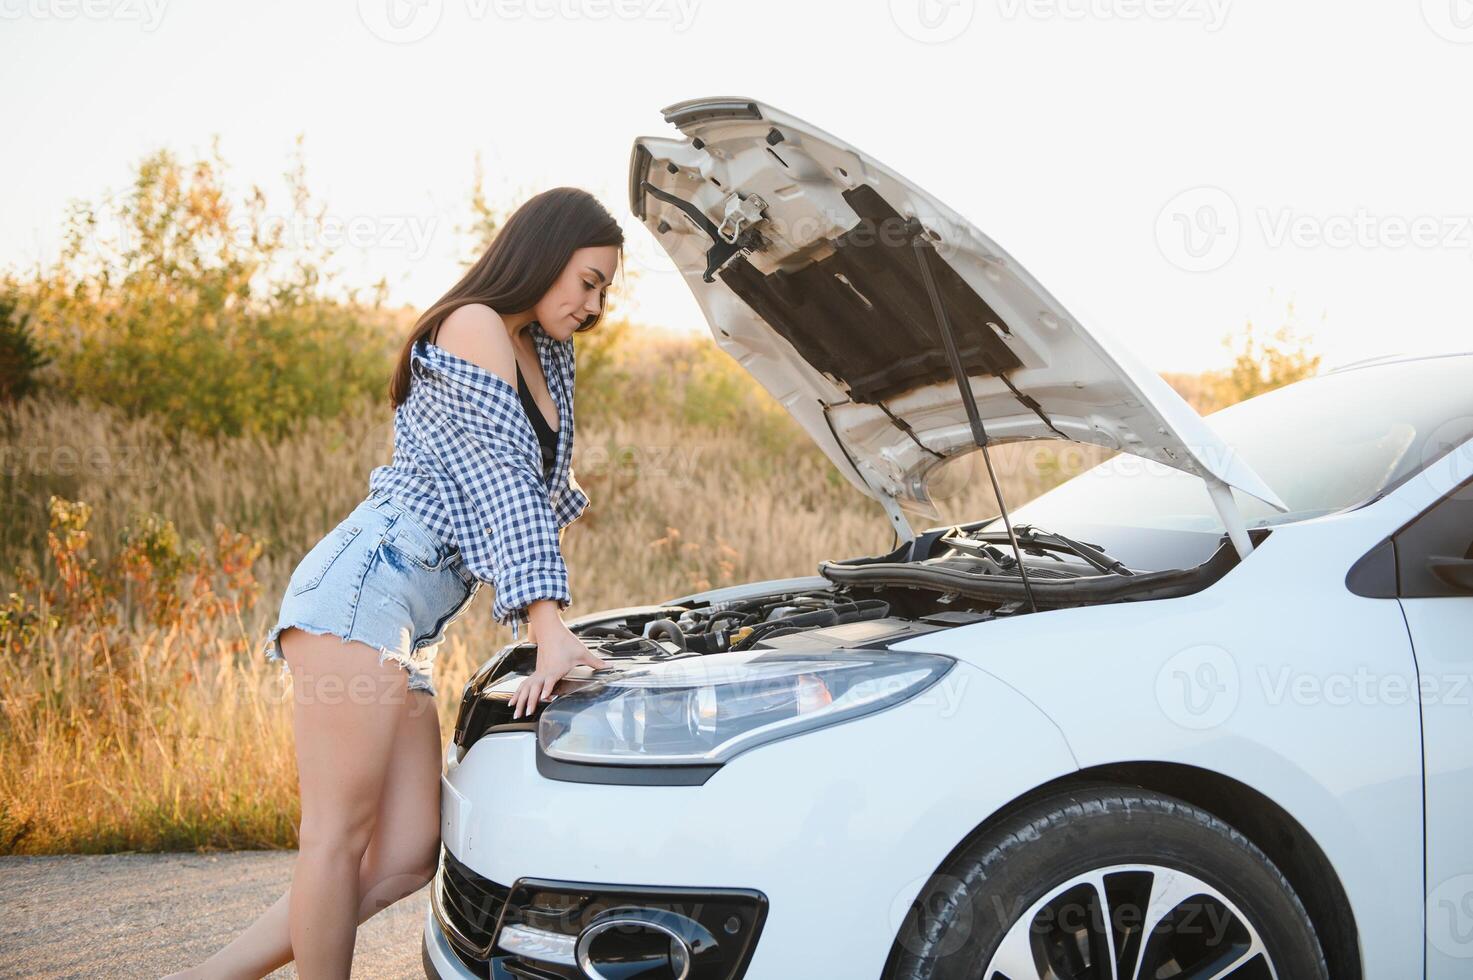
629;97;1287;535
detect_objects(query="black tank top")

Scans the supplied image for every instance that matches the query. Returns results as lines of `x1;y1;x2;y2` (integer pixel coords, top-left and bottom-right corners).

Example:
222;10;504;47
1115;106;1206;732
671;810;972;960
516;361;558;480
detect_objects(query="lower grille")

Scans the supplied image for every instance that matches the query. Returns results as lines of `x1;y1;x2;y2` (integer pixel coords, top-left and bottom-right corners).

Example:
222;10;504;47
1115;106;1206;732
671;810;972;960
497;878;768;979
435;843;511;960
432;846;767;979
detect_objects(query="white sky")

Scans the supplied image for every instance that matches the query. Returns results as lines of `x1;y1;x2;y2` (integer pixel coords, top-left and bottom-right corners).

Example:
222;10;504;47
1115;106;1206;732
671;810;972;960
4;0;1472;372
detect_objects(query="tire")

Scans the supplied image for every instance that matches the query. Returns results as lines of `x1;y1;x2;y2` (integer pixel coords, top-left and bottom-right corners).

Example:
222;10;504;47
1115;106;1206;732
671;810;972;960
885;785;1329;980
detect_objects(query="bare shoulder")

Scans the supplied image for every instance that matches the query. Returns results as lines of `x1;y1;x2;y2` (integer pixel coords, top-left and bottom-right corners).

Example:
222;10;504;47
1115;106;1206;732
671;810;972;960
434;303;516;388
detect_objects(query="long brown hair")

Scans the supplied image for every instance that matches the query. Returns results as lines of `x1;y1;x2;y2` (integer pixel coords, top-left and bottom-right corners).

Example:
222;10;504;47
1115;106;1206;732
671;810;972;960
389;186;625;408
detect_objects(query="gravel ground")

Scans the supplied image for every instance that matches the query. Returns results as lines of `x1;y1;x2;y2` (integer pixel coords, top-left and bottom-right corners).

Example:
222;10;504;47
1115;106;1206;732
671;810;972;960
0;850;427;979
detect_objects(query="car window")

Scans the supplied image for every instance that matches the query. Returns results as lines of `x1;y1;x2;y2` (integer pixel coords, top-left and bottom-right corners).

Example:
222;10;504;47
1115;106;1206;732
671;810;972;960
1393;475;1473;598
957;355;1473;568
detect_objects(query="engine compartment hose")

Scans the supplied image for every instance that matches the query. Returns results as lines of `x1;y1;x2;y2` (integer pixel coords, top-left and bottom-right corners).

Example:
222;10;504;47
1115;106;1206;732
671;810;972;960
643;618;688;650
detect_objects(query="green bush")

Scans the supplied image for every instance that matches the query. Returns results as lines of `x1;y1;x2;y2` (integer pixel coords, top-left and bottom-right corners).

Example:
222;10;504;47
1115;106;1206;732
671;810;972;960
0;290;51;403
13;137;396;438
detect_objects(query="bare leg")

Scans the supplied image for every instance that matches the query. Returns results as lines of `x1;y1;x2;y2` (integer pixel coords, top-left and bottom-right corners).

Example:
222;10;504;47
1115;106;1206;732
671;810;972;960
162;628;405;979
165;677;444;979
356;684;443;921
287;628;415;978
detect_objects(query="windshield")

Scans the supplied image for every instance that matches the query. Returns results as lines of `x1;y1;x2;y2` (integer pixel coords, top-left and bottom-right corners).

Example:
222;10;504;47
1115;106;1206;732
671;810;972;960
972;354;1473;569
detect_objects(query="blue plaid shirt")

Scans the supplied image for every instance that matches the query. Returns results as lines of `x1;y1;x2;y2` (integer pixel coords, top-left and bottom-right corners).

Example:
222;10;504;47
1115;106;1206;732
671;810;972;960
367;322;590;639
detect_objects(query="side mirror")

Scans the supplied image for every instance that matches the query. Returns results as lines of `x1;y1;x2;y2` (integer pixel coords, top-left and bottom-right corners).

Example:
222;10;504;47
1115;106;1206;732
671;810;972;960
1428;556;1473;594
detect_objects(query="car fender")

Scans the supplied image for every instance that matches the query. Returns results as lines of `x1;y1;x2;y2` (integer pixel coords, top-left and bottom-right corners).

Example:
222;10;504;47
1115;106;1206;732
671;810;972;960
444;660;1078;976
892;512;1423;978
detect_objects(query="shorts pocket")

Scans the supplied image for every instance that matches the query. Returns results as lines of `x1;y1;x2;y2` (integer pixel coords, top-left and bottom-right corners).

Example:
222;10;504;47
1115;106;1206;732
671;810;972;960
381;514;448;571
291;522;364;596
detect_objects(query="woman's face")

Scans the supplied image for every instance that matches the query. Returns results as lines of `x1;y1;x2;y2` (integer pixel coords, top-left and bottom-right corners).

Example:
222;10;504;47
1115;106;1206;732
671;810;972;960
533;245;620;342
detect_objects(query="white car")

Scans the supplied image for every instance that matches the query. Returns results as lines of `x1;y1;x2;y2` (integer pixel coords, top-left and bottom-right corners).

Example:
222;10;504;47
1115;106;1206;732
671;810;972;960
421;97;1473;980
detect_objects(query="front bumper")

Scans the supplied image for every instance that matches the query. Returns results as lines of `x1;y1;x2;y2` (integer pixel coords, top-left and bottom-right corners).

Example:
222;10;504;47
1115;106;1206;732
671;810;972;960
426;843;768;978
428;659;1077;977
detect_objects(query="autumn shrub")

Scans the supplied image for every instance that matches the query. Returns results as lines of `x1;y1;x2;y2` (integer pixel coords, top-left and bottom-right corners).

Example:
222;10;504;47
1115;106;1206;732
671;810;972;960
9;138;397;439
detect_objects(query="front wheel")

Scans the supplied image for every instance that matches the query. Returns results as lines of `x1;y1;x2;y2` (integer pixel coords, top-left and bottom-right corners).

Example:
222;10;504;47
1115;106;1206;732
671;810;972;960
886;786;1329;980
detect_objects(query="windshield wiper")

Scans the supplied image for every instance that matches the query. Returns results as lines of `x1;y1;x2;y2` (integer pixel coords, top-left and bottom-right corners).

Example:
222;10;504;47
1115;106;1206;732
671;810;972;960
1020;526;1134;576
960;525;1134;577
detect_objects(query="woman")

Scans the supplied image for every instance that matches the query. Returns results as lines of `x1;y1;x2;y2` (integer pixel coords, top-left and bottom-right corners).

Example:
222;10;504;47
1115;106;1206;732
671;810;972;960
169;187;622;979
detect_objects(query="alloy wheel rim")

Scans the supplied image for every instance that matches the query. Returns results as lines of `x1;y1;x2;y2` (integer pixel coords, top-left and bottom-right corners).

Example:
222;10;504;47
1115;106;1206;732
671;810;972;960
982;862;1278;980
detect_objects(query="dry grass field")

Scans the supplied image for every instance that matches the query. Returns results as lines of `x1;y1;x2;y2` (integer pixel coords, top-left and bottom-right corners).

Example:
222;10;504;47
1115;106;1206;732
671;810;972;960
0;323;1119;855
0;146;1306;856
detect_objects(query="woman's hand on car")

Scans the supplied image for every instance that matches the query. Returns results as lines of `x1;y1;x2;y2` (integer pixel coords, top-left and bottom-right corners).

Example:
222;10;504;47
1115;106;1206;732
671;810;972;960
510;618;610;719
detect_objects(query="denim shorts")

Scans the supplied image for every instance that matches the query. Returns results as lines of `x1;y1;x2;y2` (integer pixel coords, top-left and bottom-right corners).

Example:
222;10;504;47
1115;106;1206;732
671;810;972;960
261;490;481;698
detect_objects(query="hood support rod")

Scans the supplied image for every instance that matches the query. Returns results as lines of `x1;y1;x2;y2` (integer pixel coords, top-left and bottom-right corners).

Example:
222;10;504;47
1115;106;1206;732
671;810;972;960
909;229;1038;613
1205;477;1255;560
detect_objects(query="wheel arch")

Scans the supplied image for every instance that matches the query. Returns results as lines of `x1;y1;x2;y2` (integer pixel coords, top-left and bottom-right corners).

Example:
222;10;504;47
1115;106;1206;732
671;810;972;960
881;760;1362;980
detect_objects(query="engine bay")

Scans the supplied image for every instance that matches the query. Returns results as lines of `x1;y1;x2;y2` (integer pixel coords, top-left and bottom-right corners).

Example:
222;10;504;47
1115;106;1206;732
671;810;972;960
451;522;1253;750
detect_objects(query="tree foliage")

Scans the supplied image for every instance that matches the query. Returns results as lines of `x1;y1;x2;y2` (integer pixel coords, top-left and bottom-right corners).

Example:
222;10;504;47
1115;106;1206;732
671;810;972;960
0;292;51;402
8;135;396;438
1212;307;1322;407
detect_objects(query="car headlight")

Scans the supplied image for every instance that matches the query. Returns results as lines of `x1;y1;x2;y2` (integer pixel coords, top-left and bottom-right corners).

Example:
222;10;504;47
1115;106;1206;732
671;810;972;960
537;648;955;766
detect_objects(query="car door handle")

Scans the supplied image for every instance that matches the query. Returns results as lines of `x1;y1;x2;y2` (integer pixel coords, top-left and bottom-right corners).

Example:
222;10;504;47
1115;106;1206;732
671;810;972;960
1427;555;1473;593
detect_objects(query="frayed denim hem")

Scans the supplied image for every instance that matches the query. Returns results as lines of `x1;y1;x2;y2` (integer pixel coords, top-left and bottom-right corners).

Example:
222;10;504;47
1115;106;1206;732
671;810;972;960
261;622;437;698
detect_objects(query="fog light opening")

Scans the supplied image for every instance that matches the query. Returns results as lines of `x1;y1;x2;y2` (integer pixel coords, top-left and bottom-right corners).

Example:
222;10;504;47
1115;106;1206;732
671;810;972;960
575;913;695;980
